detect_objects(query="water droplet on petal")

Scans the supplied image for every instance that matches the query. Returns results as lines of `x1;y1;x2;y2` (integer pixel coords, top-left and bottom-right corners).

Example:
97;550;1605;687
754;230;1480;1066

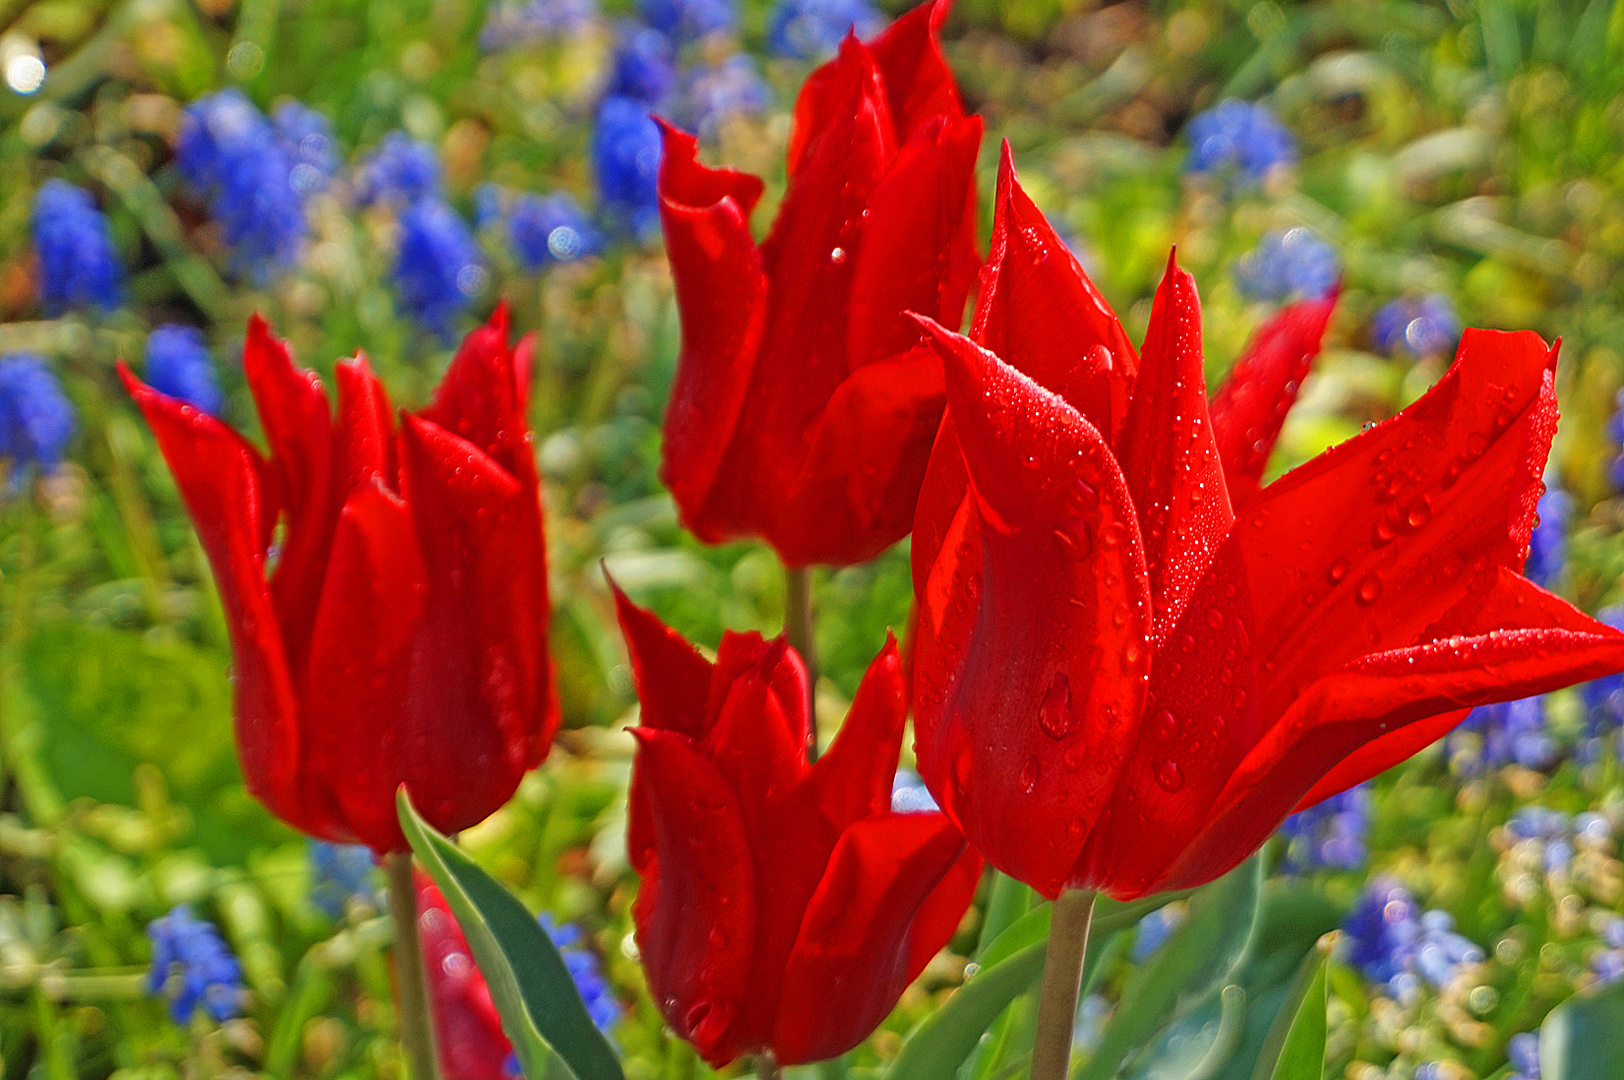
1154;759;1185;793
1019;756;1041;794
1038;673;1073;739
1152;709;1178;739
1356;575;1383;605
1327;558;1350;584
1204;607;1225;630
829;246;847;265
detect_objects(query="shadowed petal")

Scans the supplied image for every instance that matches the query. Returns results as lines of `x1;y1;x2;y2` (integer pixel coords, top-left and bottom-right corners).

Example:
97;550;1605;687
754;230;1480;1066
334;354;396;493
866;0;963;139
801;633;907;828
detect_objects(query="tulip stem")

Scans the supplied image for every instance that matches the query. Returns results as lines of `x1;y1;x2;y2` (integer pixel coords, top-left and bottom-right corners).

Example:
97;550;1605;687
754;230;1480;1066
1030;888;1098;1080
756;1051;782;1080
784;564;818;758
385;852;442;1080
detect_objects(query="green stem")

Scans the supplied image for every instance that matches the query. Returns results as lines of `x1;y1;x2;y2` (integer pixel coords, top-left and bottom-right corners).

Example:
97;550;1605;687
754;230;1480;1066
385;853;442;1080
1030;888;1098;1080
756;1050;782;1080
783;564;817;757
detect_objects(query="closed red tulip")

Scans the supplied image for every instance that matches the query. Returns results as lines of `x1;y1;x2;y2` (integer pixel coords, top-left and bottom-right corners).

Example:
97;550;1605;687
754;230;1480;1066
416;871;512;1080
122;308;557;854
612;584;981;1066
909;149;1624;901
658;0;983;567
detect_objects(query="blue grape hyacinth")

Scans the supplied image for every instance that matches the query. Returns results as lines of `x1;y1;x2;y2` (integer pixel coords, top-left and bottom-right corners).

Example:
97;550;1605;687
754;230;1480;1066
1186;99;1296;183
1341;876;1422;998
541;915;621;1033
32;180;122;315
1234;228;1339;301
354;132;442;209
1450;695;1557;773
176;89;312;277
144;325;223;417
481;0;598;49
676;54;771;139
606;26;678;106
309;841;378;918
508;192;605;269
593;96;663;241
1506;1031;1541;1080
640;0;737;43
767;0;882;58
1583;605;1624;741
1278;783;1371;871
0;354;76;480
1372;294;1460;360
146;906;244;1024
1523;482;1571;588
394;198;486;341
273;101;339;195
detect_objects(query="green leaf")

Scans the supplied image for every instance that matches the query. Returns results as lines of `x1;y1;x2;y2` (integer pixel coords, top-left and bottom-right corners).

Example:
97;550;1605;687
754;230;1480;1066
1541;979;1624;1080
1250;950;1327;1080
397;790;625;1080
1077;856;1267;1080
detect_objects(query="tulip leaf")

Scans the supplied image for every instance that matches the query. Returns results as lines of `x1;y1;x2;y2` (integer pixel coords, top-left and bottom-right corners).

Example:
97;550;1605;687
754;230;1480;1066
1076;855;1267;1080
1540;979;1624;1080
1250;949;1327;1080
398;790;626;1080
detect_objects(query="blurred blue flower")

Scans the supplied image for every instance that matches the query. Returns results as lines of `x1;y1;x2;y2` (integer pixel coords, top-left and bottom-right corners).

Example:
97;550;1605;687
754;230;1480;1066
354;132;442;209
0;354;75;480
1524;483;1571;588
394;198;486;340
176;89;313;277
640;0;737;42
1583;605;1624;742
767;0;882;58
1605;390;1624;492
481;0;598;49
1278;783;1371;872
891;769;939;813
1186;99;1295;183
1450;695;1557;773
1372;294;1460;360
146;906;244;1024
1341;876;1422;997
1594;914;1624;986
675;54;771;139
1131;903;1186;962
1233;228;1339;301
32;180;122;314
508;192;605;269
272;101;339;195
592;96;663;242
144;326;223;417
1413;908;1484;989
606;26;678;106
540;915;621;1033
1507;1031;1541;1080
309;841;377;918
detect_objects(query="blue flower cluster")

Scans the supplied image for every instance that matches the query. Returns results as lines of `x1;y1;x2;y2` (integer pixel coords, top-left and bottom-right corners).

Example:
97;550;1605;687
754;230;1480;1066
1233;228;1339;301
540;915;621;1033
1341;877;1483;1002
176;89;329;278
396;199;488;341
0;354;75;480
640;0;736;44
1504;806;1612;881
1583;605;1624;743
480;0;598;50
1278;783;1371;872
1605;391;1624;492
1372;294;1460;359
1506;1031;1542;1080
767;0;882;59
674;55;772;141
1593;913;1624;985
1450;695;1557;774
146;906;244;1024
32;180;122;315
1524;483;1572;588
354;132;442;209
480;187;605;271
890;769;939;813
1186;99;1296;184
309;840;378;918
144;325;223;416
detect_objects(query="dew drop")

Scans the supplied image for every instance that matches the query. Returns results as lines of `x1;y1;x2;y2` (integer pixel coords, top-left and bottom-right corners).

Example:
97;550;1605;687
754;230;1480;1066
1406;497;1432;529
1229;687;1249;710
1052;520;1093;556
1019;756;1041;794
1356;575;1383;605
1072;479;1100;508
1038;673;1073;739
1326;558;1350;584
1178;632;1197;654
1154;759;1185;793
829;246;847;265
1062;743;1086;773
1203;607;1225;630
1101;521;1128;547
1111;606;1129;629
1152;709;1178;739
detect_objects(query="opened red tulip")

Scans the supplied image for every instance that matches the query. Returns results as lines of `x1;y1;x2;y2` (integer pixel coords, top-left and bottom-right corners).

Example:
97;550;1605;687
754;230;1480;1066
122;309;557;853
909;150;1624;901
612;584;981;1066
658;0;982;566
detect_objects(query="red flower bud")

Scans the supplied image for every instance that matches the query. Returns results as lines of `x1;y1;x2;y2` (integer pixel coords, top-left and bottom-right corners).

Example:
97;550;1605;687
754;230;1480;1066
122;308;557;853
612;583;980;1066
658;0;983;567
909;147;1624;901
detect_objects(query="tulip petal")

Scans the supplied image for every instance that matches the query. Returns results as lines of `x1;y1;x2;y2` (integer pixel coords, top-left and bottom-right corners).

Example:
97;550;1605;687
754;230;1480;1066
1237;329;1558;727
1149;595;1624;897
630;729;756;1068
905;839;983;980
119;365;324;837
776;346;945;565
610;579;712;739
771;812;972;1064
334;354;396;493
866;0;963;138
655;118;766;218
396;415;555;836
846;113;982;368
305;481;430;851
1208;292;1337;507
801;633;908;828
418;306;531;484
786;33;893;177
656;126;769;539
911;318;1152;897
701;645;809;837
973;144;1138;437
243;315;337;663
910;414;970;606
1115;253;1235;647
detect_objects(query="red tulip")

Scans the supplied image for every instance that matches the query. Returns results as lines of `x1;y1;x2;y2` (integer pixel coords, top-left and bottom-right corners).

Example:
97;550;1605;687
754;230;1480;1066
612;583;981;1066
909;150;1624;901
658;0;983;567
121;308;557;854
416;871;512;1080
